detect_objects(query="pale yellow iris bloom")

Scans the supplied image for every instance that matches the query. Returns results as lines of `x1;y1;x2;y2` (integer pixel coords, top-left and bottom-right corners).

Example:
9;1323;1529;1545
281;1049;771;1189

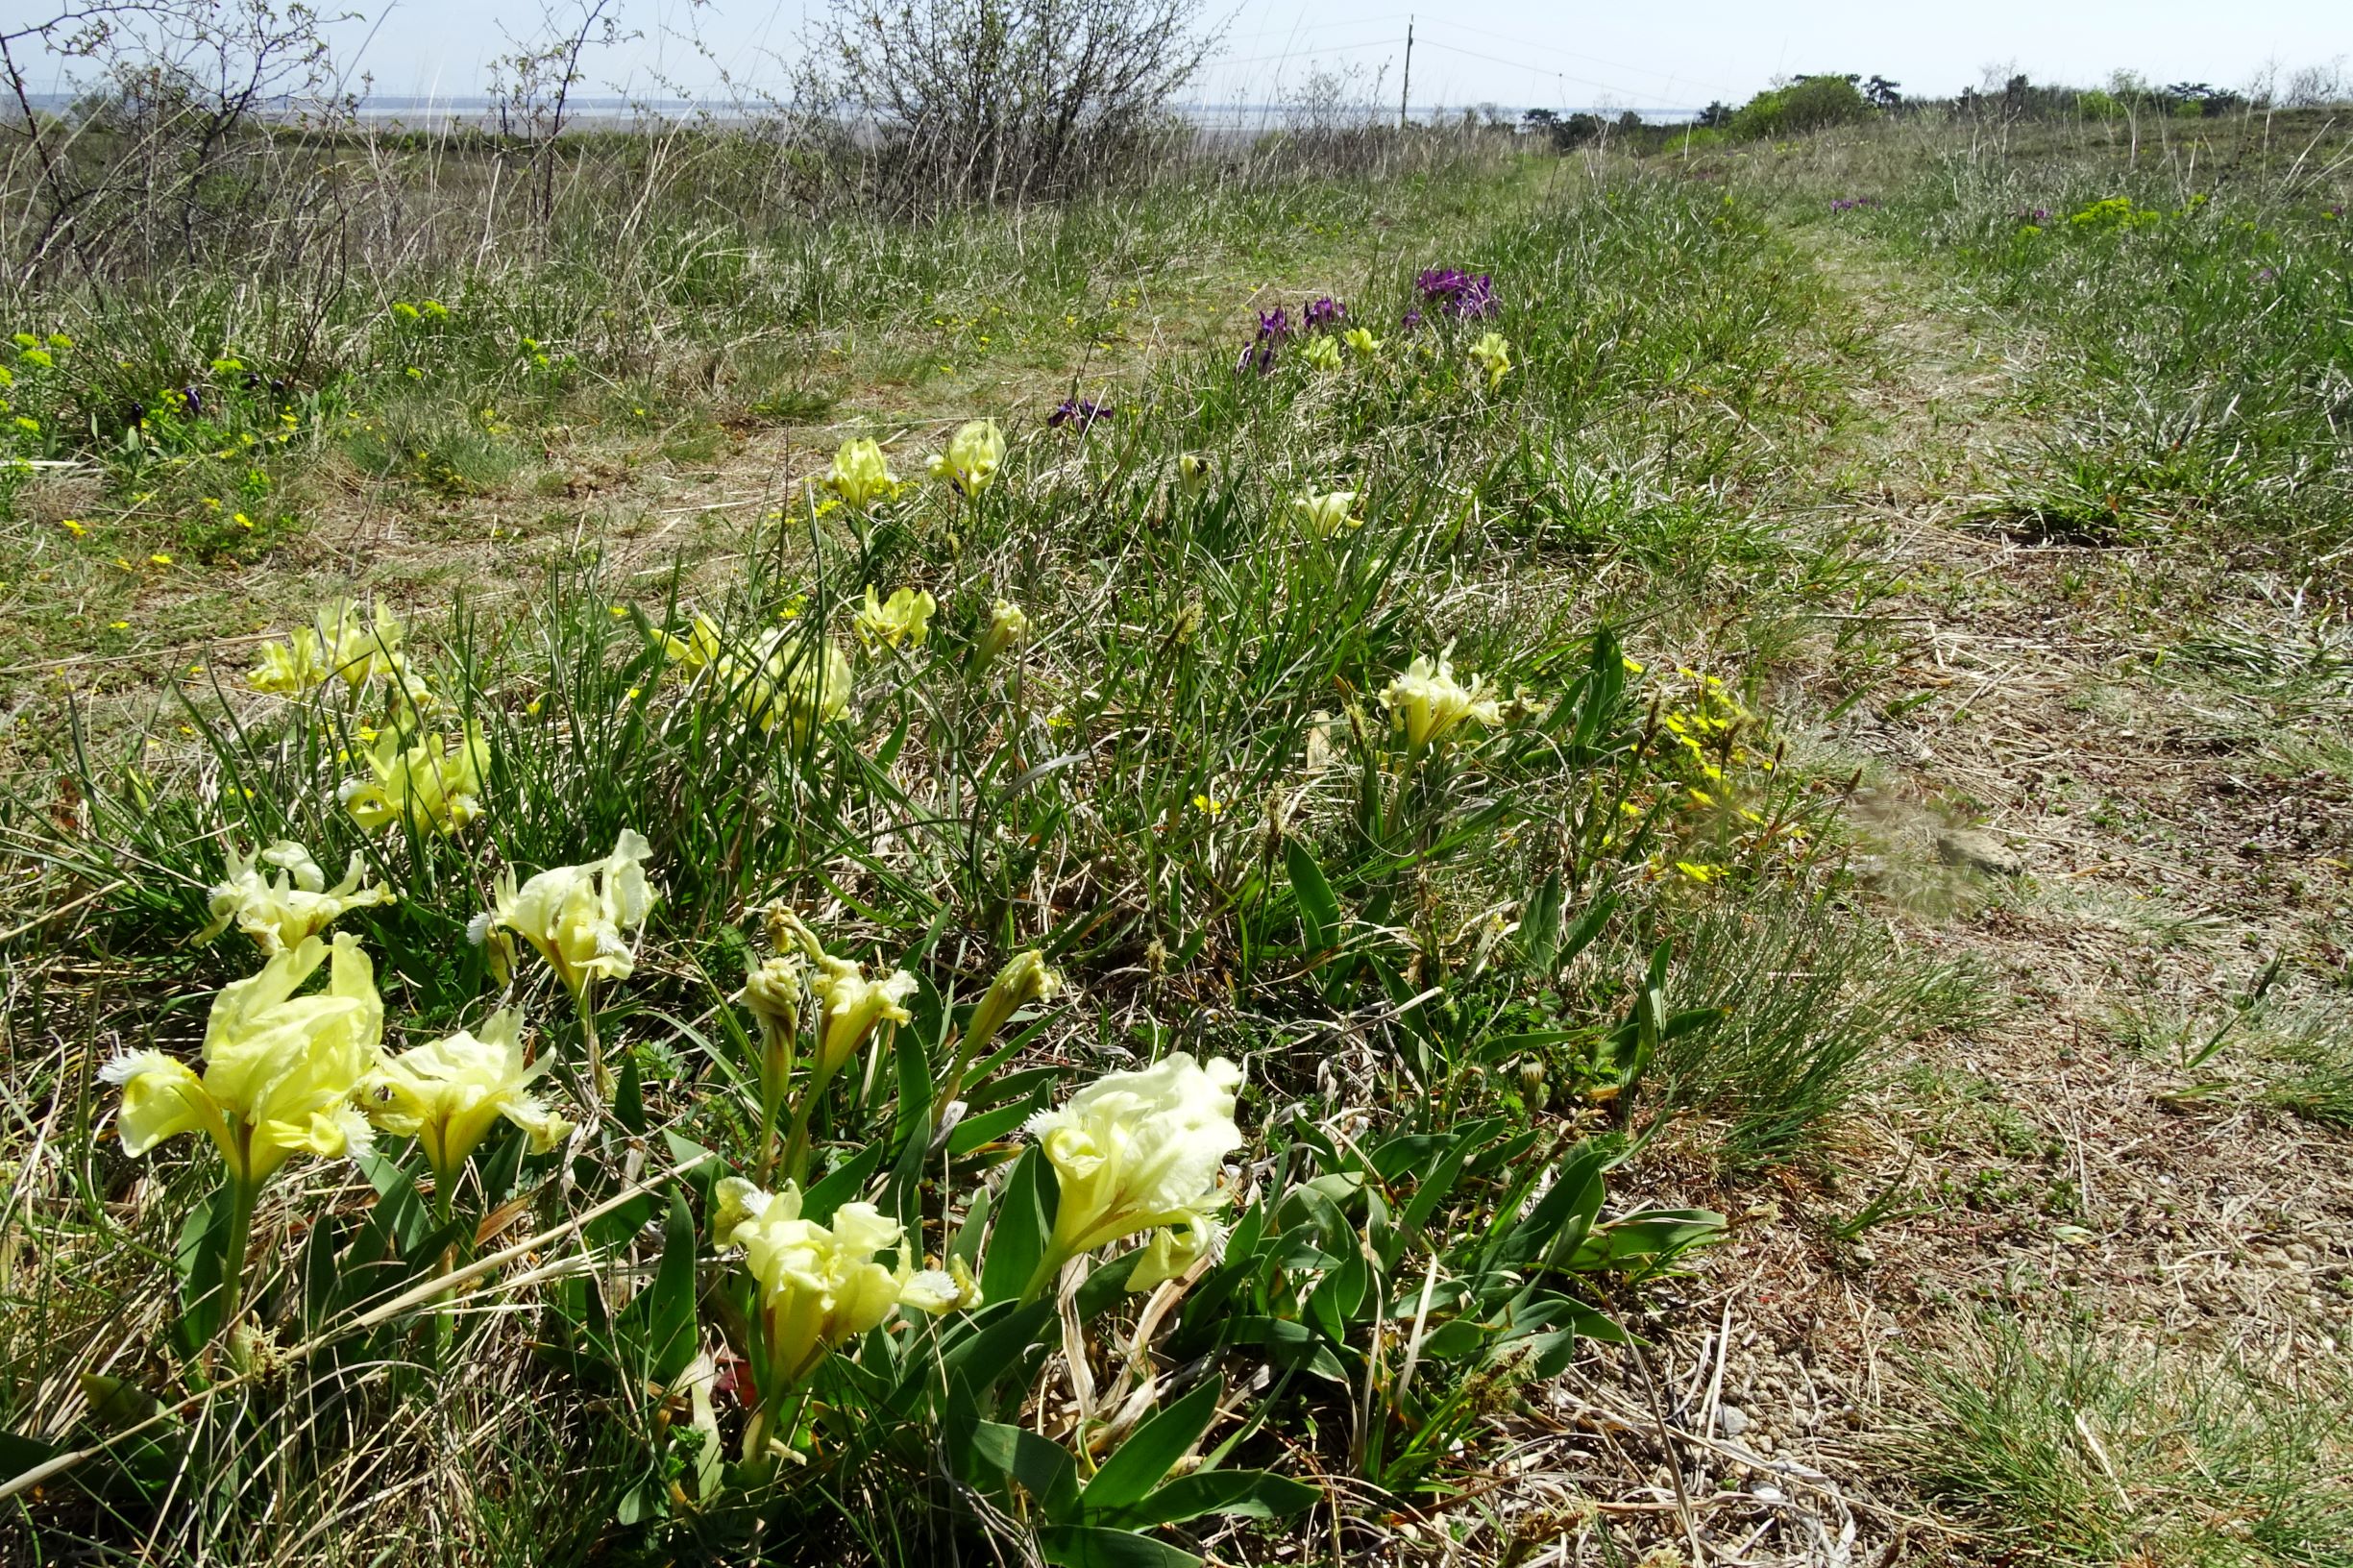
854;585;937;650
1342;327;1383;359
971;600;1028;672
1027;1052;1242;1276
927;419;1005;498
1380;650;1504;752
473;828;658;998
1469;331;1513;390
339;723;489;835
1176;453;1213;499
1301;335;1343;372
103;934;382;1185
655;615;851;740
809;955;918;1079
249;600;409;698
363;1008;571;1177
197;841;393;953
1291;491;1363;539
715;1177;969;1384
825;438;902;510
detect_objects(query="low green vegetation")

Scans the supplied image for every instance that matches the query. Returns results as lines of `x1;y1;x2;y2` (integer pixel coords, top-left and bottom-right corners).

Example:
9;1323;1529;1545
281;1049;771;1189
4;46;2351;1568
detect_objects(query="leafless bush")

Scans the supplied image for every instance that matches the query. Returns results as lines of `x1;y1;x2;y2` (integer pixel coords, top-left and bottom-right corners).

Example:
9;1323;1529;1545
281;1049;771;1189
805;0;1226;211
0;0;354;282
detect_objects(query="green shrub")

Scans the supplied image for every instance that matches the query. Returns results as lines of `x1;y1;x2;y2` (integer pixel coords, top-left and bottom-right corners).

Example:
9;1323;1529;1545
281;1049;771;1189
1728;76;1873;140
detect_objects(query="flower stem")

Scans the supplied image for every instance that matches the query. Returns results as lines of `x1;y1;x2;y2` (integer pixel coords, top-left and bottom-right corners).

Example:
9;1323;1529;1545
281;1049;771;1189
213;1162;259;1361
777;1057;840;1188
578;978;609;1101
1017;1244;1068;1307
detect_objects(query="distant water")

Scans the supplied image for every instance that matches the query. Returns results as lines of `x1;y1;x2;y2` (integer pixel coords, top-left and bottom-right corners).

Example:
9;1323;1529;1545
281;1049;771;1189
22;90;1703;129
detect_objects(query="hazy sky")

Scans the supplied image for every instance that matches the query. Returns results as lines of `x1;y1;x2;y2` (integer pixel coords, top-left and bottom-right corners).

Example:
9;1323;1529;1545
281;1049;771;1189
37;0;2353;110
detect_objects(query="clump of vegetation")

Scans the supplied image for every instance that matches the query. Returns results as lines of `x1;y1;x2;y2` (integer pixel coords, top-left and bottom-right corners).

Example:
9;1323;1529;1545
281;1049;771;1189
1728;74;1875;139
5;9;2351;1564
1903;1322;2353;1565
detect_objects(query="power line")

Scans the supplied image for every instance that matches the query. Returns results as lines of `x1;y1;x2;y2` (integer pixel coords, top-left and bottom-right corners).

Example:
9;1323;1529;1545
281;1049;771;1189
1414;18;1735;95
1410;37;1697;108
1203;36;1409;70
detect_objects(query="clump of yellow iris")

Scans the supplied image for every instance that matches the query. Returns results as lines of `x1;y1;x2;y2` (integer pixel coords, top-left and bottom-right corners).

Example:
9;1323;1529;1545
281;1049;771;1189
197;841;393;953
1380;649;1503;753
824;437;903;510
927;418;1005;498
714;1175;971;1465
249;599;410;698
854;585;936;650
339;723;490;835
655;615;852;741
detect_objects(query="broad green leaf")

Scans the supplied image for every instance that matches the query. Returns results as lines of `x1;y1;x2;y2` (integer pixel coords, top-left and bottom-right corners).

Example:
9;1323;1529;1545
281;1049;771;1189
1286;838;1340;952
966;1419;1081;1518
1083;1376;1223;1514
1037;1524;1202;1568
615;1193;699;1385
979;1145;1051;1304
1105;1468;1321;1529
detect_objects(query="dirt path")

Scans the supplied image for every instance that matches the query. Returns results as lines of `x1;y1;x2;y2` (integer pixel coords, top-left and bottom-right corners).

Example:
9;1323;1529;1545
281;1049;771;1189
1613;227;2353;1561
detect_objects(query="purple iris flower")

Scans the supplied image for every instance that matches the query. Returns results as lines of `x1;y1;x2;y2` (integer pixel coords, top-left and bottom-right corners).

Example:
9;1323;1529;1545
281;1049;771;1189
1401;306;1424;332
1304;295;1346;331
2253;266;2278;283
1048;398;1114;429
1416;267;1495;319
182;385;203;417
1257;307;1291;342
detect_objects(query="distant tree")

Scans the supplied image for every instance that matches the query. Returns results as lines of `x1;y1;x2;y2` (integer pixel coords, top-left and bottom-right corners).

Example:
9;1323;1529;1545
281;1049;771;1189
1696;100;1732;129
1864;74;1902;109
1728;74;1869;139
1524;108;1603;150
1616;109;1642;130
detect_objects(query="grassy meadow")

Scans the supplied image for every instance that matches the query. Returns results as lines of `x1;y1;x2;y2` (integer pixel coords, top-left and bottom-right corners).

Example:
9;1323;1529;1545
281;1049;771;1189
1;97;2350;1566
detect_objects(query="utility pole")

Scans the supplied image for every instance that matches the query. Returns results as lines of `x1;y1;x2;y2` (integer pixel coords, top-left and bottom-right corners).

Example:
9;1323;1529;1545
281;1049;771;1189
1399;17;1413;130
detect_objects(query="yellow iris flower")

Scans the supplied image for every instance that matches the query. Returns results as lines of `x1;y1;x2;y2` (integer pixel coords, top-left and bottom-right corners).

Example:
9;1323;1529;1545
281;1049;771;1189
339;723;489;835
103;934;382;1186
1026;1053;1242;1282
197;841;394;952
1380;649;1504;752
825;437;903;510
473;828;658;998
1469;331;1513;390
1291;491;1364;538
363;1008;572;1178
714;1177;968;1385
854;585;937;650
927;419;1005;498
